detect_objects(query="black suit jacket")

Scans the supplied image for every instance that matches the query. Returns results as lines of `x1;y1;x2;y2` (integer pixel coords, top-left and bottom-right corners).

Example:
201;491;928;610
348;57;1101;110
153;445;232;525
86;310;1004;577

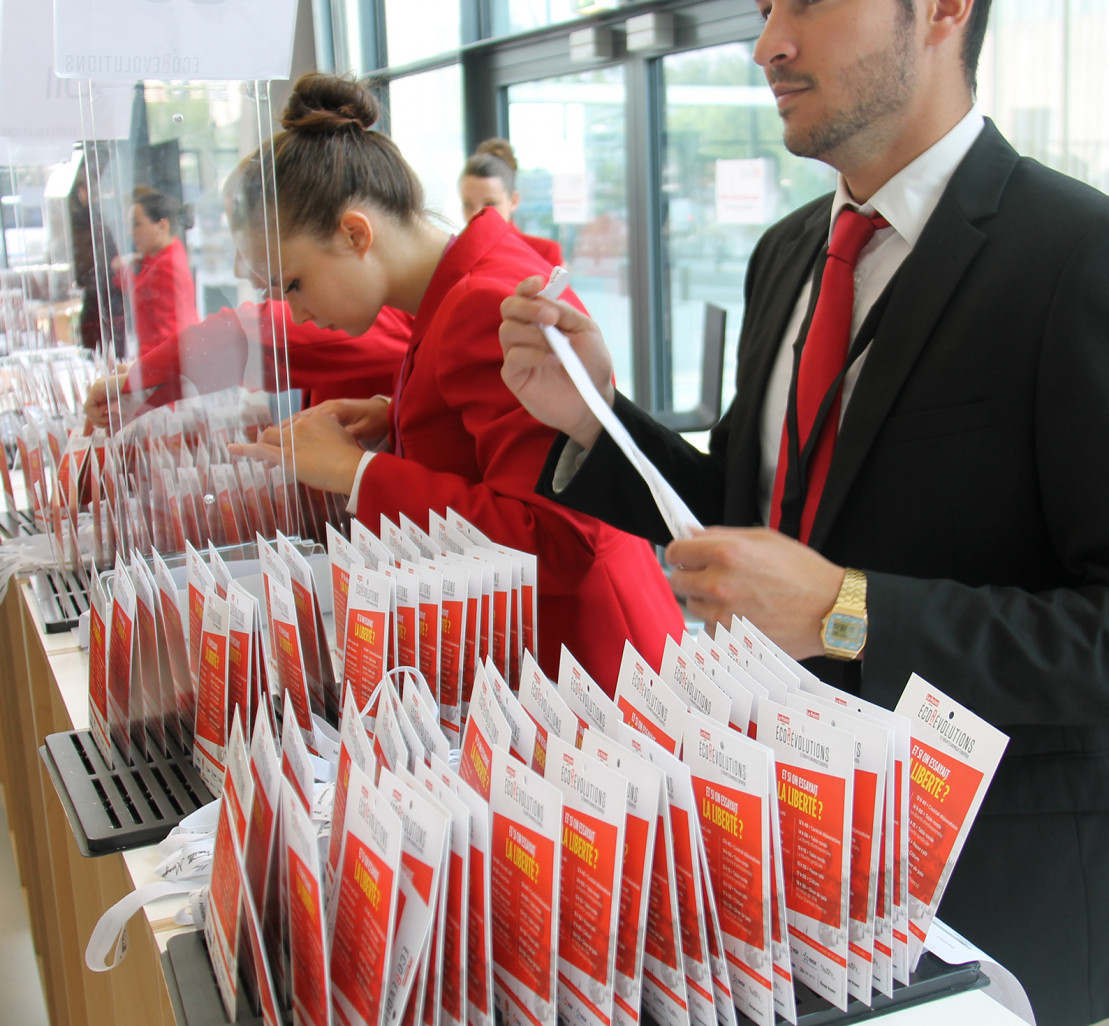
540;121;1109;1025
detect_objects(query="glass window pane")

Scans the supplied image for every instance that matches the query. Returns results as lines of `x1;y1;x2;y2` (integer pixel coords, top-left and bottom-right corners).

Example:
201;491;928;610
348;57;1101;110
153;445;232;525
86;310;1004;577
507;66;631;388
491;0;580;38
388;67;466;227
384;0;460;66
661;42;835;447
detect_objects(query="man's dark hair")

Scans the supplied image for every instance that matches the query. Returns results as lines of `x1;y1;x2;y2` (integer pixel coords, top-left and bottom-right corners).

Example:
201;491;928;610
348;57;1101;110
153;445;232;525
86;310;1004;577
962;0;992;94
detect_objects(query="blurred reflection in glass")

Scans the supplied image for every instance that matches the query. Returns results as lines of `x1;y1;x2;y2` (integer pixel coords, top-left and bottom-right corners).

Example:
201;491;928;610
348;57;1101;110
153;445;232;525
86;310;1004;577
69;163;126;357
114;187;199;357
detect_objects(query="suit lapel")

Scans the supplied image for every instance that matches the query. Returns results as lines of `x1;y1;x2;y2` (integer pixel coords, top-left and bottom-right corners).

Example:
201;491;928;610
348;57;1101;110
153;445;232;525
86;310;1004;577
809;122;1019;547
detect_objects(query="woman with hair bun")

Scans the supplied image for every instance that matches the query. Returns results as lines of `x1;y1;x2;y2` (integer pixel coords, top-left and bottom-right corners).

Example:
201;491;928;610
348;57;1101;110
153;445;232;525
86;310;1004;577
114;187;200;358
459;137;563;266
229;73;682;690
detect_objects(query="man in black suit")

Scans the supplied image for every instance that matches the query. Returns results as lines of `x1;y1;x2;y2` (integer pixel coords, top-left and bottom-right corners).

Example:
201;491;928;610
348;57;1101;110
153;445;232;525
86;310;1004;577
499;1;1109;1024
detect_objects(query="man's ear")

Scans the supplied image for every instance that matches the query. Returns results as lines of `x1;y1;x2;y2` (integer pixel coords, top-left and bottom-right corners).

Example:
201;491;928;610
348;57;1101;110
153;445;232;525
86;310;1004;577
339;208;374;256
926;0;973;48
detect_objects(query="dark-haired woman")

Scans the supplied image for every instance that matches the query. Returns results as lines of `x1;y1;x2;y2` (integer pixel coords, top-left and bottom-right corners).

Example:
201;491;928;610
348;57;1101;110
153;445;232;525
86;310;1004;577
114;188;199;358
459;137;563;266
230;73;683;690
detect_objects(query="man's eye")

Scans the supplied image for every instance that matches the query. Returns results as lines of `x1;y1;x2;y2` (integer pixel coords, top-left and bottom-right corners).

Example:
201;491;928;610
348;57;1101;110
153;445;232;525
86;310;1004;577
283;279;300;295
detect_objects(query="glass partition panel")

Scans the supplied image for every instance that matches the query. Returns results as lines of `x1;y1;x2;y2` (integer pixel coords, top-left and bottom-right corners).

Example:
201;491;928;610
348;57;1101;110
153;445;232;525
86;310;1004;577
660;42;835;447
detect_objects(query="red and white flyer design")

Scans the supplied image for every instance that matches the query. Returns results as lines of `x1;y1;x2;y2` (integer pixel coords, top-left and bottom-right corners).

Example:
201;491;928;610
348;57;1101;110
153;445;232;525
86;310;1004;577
258;533;292;661
387;562;421;675
233;809;285;1026
129;552;162;757
484;656;538;768
327;686;379;895
403;681;452;769
449;768;494;1026
615;641;688;756
245;707;281;912
614;723;713;1026
458;664;512;801
680;634;765;740
186;541;216;694
205;715;253;1020
88;567;112;767
489;748;562;1026
132;554;178;755
790;687;896;1000
659;636;733;730
351;516;398;571
282;779;332;1026
682;715;774;1026
694;831;738;1026
557;645;620;746
343;565;394;710
765;770;796;1024
520;651;577;776
327;522;366;656
372;682;412;783
268;577;315;745
893;673;1008;969
227;582;259;745
544;736;626;1026
608;724;686;1026
578;731;661;1026
194;587;232;795
327;762;401;1026
152;548;195;741
797;677;909;993
413;560;443;706
416;757;471;1026
433;558;469;744
280;532;336;721
379;767;450;1026
760;699;854;1012
718;621;799;695
107;556;137;765
281;693;317;814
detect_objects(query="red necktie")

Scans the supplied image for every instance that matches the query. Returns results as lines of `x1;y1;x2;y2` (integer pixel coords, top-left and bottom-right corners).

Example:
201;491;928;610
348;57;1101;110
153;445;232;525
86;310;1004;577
769;208;888;543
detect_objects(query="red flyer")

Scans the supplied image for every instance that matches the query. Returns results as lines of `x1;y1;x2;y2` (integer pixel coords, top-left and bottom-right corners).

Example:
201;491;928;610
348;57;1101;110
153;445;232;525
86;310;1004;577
450;769;494;1026
281;693;316;814
614;640;688;757
227;582;259;744
267;577;315;745
415;757;472;1026
193;587;231;795
130;552;166;757
327;523;365;656
283;778;333;1026
520;651;577;776
402;681;451;769
578;731;661;1026
683;714;774;1026
152;548;194;744
379;767;450;1026
557;645;620;746
484;656;538;767
489;748;562;1026
680;633;764;740
413;560;443;705
386;562;420;675
371;681;412;783
458;664;512;801
893;673;1008;969
659;636;733;730
760;699;854;1012
343;565;393;710
205;715;253;1020
327;763;402;1026
280;532;336;721
186;541;216;695
608;724;686;1026
327;686;379;896
544;736;626;1026
87;567;112;767
432;558;469;744
106;556;137;765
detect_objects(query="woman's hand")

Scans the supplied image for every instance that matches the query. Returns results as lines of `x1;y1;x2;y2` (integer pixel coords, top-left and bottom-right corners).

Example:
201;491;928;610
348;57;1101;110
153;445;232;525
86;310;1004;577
228;407;366;494
300;395;391;448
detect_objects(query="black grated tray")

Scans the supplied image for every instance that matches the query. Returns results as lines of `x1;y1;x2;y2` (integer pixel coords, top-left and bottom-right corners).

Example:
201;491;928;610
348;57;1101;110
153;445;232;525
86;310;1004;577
0;506;38;538
163;930;290;1026
40;728;214;857
28;567;90;633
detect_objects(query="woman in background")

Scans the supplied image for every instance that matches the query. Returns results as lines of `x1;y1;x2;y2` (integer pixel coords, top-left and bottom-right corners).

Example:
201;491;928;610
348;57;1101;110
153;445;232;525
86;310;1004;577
70;171;126;356
114;187;199;358
459;138;563;266
230;73;683;689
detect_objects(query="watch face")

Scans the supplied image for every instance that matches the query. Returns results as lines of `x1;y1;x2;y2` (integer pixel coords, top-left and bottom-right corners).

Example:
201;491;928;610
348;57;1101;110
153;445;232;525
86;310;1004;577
823;612;866;655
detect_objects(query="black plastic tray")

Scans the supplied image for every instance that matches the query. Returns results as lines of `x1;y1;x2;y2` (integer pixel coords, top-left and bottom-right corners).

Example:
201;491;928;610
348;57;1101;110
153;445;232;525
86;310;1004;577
40;728;214;857
163;931;290;1026
28;567;90;633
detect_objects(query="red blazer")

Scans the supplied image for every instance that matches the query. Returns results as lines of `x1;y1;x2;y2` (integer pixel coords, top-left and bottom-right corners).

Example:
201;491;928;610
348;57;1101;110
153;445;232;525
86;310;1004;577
357;210;684;691
118;237;199;357
123;300;411;410
516;227;563;267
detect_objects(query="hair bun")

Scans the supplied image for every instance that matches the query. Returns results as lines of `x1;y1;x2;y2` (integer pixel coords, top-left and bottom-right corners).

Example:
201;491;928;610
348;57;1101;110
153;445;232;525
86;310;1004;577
282;72;379;135
475;137;517;171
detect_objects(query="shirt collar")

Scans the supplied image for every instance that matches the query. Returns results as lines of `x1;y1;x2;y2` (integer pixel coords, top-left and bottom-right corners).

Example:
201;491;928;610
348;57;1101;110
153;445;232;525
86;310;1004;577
828;105;985;245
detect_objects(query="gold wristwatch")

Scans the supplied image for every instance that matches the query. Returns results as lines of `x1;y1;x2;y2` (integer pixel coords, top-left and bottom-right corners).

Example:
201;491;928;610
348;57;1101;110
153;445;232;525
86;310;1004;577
821;567;867;660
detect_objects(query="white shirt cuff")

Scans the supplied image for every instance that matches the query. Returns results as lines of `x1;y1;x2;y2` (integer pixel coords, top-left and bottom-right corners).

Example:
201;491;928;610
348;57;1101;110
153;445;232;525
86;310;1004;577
550;439;590;493
345;451;376;514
